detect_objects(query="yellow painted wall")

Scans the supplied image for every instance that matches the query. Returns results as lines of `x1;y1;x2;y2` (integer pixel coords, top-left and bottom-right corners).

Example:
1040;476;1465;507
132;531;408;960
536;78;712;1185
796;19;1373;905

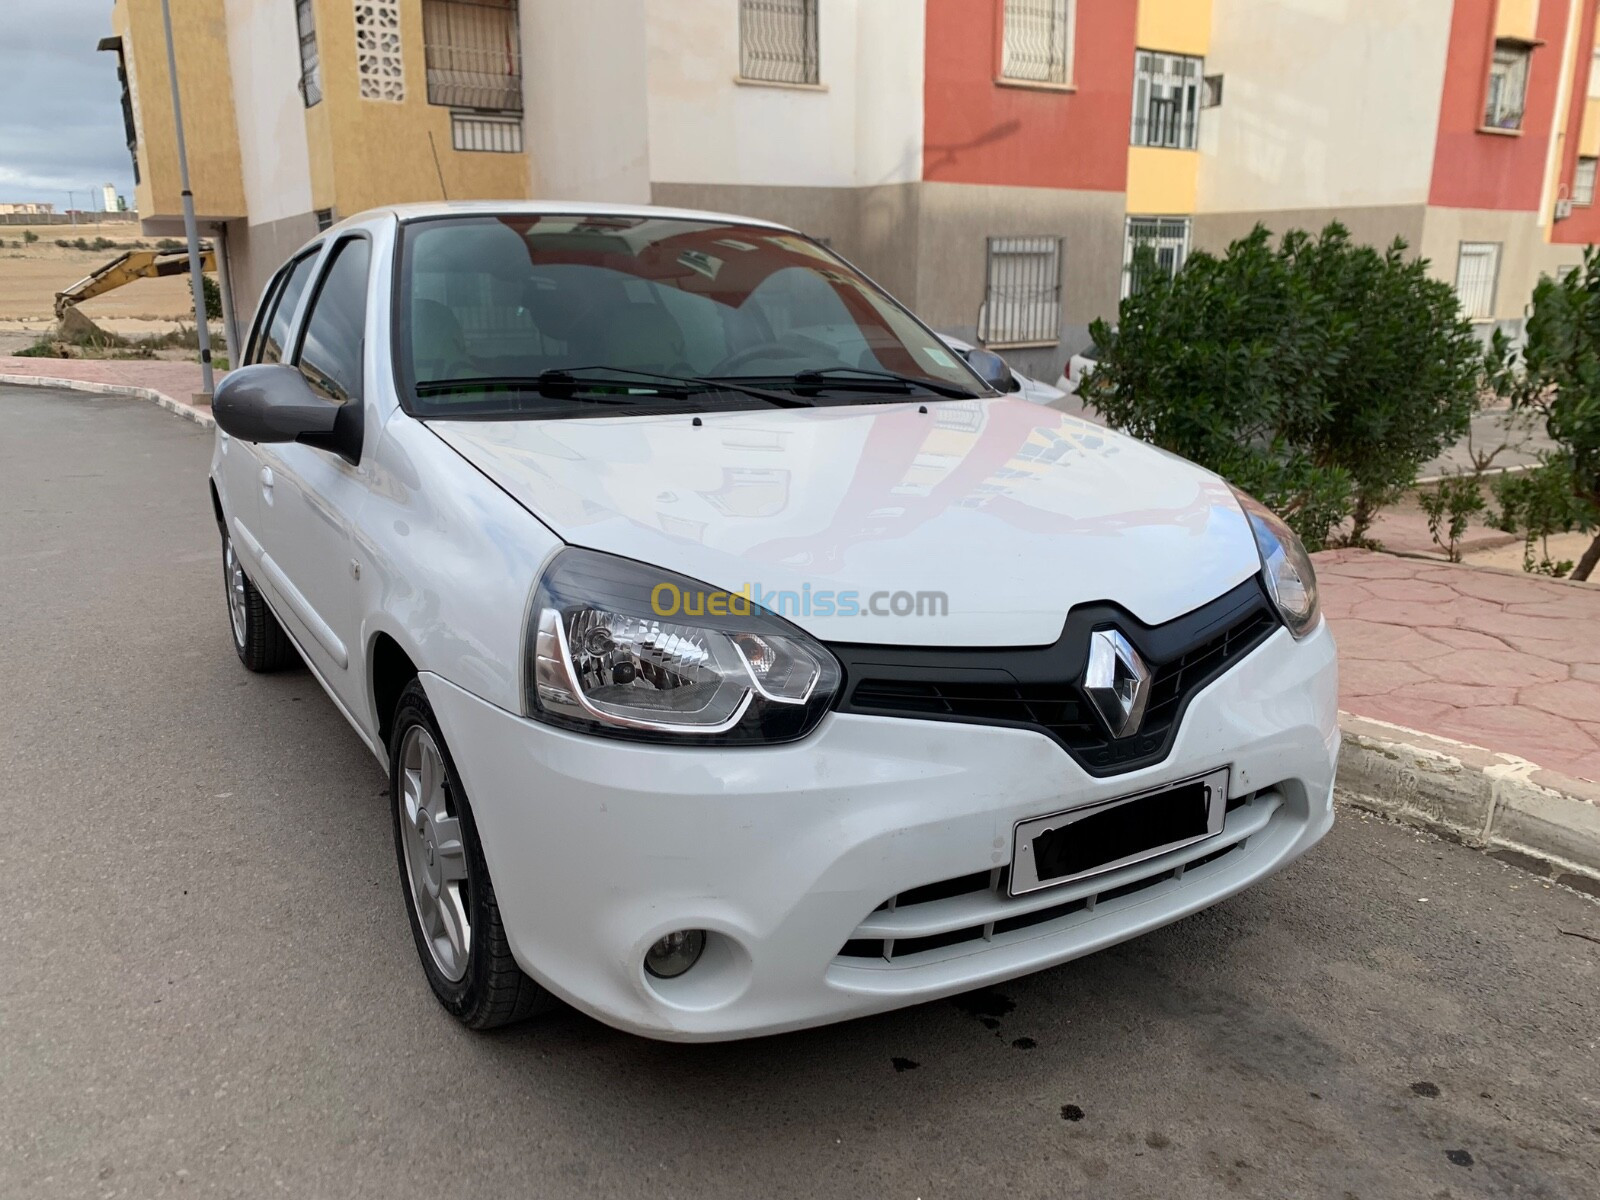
306;0;527;219
1127;146;1198;214
1136;0;1212;56
1583;97;1600;156
116;0;245;221
1496;0;1541;42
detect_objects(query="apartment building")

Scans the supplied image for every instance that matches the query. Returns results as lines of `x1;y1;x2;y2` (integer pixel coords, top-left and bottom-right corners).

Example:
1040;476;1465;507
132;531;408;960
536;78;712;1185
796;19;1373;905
103;0;1600;375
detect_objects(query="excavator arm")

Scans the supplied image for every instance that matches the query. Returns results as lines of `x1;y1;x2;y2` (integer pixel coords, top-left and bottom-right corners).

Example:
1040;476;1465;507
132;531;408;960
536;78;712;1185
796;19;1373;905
54;248;215;319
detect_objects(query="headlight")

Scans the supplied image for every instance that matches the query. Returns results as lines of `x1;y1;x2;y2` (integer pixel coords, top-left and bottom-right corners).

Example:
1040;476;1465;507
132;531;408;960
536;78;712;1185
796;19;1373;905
525;547;842;744
1232;489;1321;638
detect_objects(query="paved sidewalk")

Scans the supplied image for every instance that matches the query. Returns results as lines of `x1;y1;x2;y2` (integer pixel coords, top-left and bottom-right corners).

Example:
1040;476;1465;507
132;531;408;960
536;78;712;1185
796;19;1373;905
1318;548;1600;784
0;355;214;428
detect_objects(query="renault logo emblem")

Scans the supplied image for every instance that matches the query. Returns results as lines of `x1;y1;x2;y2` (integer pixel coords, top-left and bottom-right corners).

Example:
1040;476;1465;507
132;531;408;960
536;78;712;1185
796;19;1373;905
1083;629;1151;739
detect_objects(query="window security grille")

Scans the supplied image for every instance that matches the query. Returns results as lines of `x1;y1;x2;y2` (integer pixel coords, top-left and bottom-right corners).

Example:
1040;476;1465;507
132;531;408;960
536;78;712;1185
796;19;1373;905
1576;158;1597;207
424;0;522;111
451;112;523;152
980;237;1063;347
1455;242;1501;321
1132;52;1202;149
739;0;819;86
296;0;322;106
356;1;406;102
1001;0;1072;85
1123;217;1191;297
1485;42;1529;130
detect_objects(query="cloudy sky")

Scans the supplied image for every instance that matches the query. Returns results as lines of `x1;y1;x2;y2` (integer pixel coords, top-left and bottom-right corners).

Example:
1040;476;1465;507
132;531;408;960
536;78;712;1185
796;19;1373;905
1;0;136;207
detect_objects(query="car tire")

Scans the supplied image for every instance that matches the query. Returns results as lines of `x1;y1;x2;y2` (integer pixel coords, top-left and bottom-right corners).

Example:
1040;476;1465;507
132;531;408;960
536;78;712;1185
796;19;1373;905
389;679;554;1030
221;527;297;672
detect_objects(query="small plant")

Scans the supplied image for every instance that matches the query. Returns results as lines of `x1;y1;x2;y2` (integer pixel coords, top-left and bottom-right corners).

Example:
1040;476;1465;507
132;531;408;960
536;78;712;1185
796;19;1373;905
1419;472;1487;562
54;238;70;248
91;236;116;252
156;237;183;251
22;229;39;244
1489;459;1586;577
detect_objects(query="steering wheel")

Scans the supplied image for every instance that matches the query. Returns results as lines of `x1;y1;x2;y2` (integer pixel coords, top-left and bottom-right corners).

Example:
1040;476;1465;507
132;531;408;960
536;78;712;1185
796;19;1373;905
709;342;814;374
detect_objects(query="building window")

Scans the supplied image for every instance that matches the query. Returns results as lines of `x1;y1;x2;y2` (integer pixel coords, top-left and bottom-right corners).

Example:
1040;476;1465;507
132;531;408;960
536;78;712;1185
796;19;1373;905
1577;158;1598;206
980;236;1062;347
739;0;819;86
296;0;322;107
1485;41;1530;130
356;1;406;102
1455;242;1501;321
1132;51;1202;149
315;208;335;232
423;0;522;111
1123;217;1191;297
1001;0;1073;85
451;112;522;152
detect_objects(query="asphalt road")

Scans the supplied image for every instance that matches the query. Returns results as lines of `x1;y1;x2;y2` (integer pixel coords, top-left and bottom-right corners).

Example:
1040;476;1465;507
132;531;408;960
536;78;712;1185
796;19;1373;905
3;384;1598;1200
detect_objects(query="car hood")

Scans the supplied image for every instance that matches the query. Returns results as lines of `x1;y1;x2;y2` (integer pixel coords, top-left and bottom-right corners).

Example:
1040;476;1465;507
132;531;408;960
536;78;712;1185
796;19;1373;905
428;398;1262;646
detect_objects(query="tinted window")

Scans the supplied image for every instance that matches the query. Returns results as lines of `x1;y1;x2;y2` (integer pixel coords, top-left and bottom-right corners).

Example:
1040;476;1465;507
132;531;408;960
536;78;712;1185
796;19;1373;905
259;252;321;364
295;239;370;405
398;215;987;417
246;266;291;365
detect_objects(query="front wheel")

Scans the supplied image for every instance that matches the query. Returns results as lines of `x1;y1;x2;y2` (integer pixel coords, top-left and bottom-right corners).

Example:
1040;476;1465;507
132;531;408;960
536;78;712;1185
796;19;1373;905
221;528;296;672
389;679;553;1030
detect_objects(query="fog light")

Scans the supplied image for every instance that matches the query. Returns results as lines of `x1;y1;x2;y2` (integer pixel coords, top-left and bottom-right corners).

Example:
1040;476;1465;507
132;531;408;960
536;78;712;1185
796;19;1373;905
644;929;706;979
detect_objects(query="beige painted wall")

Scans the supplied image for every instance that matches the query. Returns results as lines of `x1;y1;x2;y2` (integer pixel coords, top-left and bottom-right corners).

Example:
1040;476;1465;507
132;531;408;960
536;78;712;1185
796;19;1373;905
1197;0;1455;214
1419;206;1585;325
1193;204;1429;256
525;0;652;201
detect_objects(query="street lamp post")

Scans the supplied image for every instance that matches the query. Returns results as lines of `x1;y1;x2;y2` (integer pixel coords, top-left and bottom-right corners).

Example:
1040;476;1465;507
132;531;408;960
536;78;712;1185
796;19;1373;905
159;0;215;397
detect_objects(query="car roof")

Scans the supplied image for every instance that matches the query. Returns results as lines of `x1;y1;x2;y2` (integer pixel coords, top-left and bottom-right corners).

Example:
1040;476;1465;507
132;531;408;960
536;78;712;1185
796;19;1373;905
350;200;799;234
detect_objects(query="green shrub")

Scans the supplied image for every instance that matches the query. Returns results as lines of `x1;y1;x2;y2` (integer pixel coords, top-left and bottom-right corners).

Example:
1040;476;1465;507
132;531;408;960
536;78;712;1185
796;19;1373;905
1485;249;1600;580
201;274;222;323
22;229;39;244
1082;224;1482;550
1419;473;1487;563
54;238;70;248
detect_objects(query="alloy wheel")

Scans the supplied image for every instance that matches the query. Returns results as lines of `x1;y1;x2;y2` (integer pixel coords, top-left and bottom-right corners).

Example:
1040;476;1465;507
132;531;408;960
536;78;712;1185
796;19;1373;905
398;725;471;982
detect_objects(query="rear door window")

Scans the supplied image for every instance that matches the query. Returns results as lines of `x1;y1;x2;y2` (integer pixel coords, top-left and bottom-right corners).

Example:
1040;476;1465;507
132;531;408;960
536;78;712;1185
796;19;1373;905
258;251;321;364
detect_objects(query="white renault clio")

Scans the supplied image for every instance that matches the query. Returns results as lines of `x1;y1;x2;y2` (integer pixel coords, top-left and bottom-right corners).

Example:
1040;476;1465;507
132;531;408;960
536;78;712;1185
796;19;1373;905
210;202;1337;1041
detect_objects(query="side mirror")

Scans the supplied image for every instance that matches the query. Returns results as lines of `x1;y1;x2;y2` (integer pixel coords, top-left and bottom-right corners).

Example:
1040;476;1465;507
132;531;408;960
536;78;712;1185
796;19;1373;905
213;364;362;464
964;347;1017;393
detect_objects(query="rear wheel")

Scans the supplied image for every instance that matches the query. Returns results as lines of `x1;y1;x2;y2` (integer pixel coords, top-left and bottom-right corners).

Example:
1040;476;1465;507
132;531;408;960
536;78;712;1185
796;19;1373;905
221;528;296;672
389;679;552;1029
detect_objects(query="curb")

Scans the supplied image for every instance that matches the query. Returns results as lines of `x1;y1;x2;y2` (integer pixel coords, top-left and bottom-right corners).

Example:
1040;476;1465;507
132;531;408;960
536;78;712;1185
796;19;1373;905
0;372;215;430
1338;712;1600;895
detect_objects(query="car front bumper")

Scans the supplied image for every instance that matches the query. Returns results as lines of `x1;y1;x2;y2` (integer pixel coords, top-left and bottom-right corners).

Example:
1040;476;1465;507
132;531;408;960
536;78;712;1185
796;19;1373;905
423;621;1339;1041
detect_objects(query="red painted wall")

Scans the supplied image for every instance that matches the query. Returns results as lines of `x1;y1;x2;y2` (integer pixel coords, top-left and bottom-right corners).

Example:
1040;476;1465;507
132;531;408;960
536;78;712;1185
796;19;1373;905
1429;0;1573;211
922;0;1136;190
1554;1;1600;243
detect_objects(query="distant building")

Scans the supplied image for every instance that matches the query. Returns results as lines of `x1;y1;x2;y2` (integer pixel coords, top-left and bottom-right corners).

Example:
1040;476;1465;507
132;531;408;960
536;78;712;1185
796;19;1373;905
0;202;56;215
101;184;118;213
101;0;1600;371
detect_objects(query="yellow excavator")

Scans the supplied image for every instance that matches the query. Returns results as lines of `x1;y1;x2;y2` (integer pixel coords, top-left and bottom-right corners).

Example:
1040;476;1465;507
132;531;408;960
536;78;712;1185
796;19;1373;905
54;247;215;320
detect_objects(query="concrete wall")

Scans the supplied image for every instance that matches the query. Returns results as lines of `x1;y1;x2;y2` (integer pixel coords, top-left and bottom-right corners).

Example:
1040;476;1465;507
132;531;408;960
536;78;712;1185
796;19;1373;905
223;211;323;331
1418;206;1585;328
223;0;314;226
1197;0;1454;215
525;0;652;201
1193;204;1429;256
644;0;923;189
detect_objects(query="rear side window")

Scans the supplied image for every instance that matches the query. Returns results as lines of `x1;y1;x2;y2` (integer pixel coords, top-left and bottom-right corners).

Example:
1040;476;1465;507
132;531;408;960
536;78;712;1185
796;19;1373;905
294;238;371;405
259;252;321;364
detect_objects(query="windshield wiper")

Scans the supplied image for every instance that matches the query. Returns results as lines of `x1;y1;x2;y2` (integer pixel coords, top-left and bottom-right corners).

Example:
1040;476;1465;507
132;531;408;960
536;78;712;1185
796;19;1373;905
417;367;814;409
784;367;980;400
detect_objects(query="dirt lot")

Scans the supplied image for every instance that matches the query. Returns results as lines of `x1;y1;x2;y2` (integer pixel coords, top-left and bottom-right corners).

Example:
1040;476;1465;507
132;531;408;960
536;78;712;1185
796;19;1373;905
0;221;197;342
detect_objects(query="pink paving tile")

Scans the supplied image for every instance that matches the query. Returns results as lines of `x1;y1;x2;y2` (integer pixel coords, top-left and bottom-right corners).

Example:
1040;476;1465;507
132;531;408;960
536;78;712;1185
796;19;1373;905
1313;554;1422;581
1388;680;1521;709
1501;634;1600;664
1325;619;1455;661
1423;626;1517;652
1575;665;1600;684
1446;571;1579;606
1342;696;1458;731
1519;678;1600;720
1432;705;1596;756
1361;578;1460;603
1347;598;1481;628
1339;658;1434;699
1425;649;1567;688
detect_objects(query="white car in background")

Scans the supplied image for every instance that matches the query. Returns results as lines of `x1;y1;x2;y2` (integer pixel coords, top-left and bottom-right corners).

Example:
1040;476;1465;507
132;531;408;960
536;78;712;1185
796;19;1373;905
942;336;1066;406
209;202;1336;1041
1058;344;1102;396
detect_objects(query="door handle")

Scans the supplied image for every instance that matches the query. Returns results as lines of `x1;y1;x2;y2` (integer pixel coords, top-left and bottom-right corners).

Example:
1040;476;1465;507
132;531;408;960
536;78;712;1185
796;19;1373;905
260;466;274;490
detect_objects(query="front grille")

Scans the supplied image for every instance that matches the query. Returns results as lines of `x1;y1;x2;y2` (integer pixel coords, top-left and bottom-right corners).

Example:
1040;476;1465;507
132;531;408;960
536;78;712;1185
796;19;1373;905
832;577;1278;776
835;789;1280;966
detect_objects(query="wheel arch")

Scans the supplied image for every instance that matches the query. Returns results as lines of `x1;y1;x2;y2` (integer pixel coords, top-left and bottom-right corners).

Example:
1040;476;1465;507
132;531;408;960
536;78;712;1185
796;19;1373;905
370;630;421;752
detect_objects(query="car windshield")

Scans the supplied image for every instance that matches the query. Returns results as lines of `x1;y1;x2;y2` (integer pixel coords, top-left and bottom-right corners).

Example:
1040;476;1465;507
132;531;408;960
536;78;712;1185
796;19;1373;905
397;214;986;417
